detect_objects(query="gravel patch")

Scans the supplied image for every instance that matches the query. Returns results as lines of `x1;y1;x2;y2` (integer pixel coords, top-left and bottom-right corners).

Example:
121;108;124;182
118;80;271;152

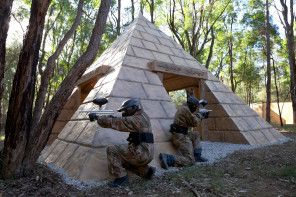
38;138;293;190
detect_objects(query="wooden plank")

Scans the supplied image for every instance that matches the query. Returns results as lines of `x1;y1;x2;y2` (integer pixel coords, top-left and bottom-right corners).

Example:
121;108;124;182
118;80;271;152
148;61;208;79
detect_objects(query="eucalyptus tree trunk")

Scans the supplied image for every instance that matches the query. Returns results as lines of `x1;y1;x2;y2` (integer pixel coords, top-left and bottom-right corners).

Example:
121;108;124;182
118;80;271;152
2;0;51;178
22;0;112;171
265;0;271;123
279;0;296;124
0;0;13;132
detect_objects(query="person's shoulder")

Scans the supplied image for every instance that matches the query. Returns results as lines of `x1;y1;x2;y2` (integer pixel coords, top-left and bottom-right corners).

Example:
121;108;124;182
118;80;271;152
179;104;190;112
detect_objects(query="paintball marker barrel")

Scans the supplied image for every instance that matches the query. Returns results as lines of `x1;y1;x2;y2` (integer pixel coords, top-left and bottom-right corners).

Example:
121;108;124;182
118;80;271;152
79;110;114;114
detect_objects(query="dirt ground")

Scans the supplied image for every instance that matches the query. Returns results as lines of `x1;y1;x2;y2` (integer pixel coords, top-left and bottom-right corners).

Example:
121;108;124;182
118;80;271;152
0;128;296;197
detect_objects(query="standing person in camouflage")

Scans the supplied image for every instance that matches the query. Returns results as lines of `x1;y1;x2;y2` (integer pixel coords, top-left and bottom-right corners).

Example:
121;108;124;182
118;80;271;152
89;99;155;187
159;97;208;169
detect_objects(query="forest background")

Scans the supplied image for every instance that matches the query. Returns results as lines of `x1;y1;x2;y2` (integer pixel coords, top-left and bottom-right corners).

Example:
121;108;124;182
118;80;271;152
0;0;295;178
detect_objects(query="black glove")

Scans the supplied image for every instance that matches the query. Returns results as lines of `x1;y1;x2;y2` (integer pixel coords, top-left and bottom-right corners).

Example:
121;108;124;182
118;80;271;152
89;113;99;122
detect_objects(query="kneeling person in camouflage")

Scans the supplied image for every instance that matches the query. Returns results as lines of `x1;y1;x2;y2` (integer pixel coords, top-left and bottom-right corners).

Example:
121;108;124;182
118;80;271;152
89;99;155;187
159;97;208;169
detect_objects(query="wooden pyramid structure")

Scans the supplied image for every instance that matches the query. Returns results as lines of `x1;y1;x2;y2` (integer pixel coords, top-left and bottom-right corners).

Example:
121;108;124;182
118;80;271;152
44;15;286;182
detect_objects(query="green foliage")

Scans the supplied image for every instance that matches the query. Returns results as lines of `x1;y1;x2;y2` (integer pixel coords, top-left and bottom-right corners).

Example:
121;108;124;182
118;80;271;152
169;90;187;110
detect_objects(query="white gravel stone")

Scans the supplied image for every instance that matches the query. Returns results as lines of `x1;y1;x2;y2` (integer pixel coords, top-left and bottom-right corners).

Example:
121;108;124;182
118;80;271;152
38;138;293;190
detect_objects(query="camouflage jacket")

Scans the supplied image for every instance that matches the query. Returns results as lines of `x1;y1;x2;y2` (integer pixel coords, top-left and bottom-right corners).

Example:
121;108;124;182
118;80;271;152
97;109;152;133
174;103;201;128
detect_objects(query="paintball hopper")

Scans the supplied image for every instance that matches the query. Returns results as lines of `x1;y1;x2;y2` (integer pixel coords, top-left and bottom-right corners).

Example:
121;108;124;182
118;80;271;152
198;99;211;119
79;98;114;115
199;99;208;107
93;98;108;107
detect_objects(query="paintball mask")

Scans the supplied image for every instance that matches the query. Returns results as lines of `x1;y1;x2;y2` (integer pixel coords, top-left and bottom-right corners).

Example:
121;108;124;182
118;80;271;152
187;97;200;113
117;99;139;117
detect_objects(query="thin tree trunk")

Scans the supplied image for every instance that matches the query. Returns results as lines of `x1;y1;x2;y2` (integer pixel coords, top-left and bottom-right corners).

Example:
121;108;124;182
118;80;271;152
66;30;77;72
117;0;121;36
38;4;56;77
150;0;154;24
228;17;235;93
30;0;84;141
272;58;283;126
140;0;144;14
205;27;215;69
265;0;271;123
22;0;112;172
131;0;135;21
0;0;13;134
229;42;235;92
2;0;51;178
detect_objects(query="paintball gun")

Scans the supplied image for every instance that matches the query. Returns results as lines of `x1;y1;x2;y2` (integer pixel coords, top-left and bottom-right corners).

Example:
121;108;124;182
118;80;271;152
79;98;114;115
198;99;212;119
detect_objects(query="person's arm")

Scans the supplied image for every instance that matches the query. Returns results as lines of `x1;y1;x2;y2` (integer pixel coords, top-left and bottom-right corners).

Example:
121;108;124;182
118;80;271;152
97;115;137;132
186;109;201;127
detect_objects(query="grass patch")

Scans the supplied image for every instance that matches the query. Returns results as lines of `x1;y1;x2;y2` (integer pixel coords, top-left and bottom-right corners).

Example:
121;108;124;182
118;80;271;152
273;124;296;132
282;125;296;132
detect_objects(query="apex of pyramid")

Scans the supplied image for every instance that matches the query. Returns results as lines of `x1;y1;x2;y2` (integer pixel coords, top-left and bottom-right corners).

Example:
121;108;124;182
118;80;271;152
136;13;150;22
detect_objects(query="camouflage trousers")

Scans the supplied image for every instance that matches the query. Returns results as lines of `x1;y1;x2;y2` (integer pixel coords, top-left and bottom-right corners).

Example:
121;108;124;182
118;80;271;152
172;131;202;167
106;143;154;178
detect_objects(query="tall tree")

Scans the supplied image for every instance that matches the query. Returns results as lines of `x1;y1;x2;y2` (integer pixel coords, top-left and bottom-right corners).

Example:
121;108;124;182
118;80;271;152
279;0;296;124
2;0;52;178
0;0;14;131
265;0;271;123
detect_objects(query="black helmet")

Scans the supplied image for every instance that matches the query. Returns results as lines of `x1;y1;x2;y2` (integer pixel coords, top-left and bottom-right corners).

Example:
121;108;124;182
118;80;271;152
118;99;139;117
187;97;199;113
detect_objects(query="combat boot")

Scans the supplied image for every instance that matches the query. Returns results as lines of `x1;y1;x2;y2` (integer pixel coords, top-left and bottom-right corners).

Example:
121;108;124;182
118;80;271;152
194;149;208;162
145;166;156;180
159;153;175;169
109;175;130;187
